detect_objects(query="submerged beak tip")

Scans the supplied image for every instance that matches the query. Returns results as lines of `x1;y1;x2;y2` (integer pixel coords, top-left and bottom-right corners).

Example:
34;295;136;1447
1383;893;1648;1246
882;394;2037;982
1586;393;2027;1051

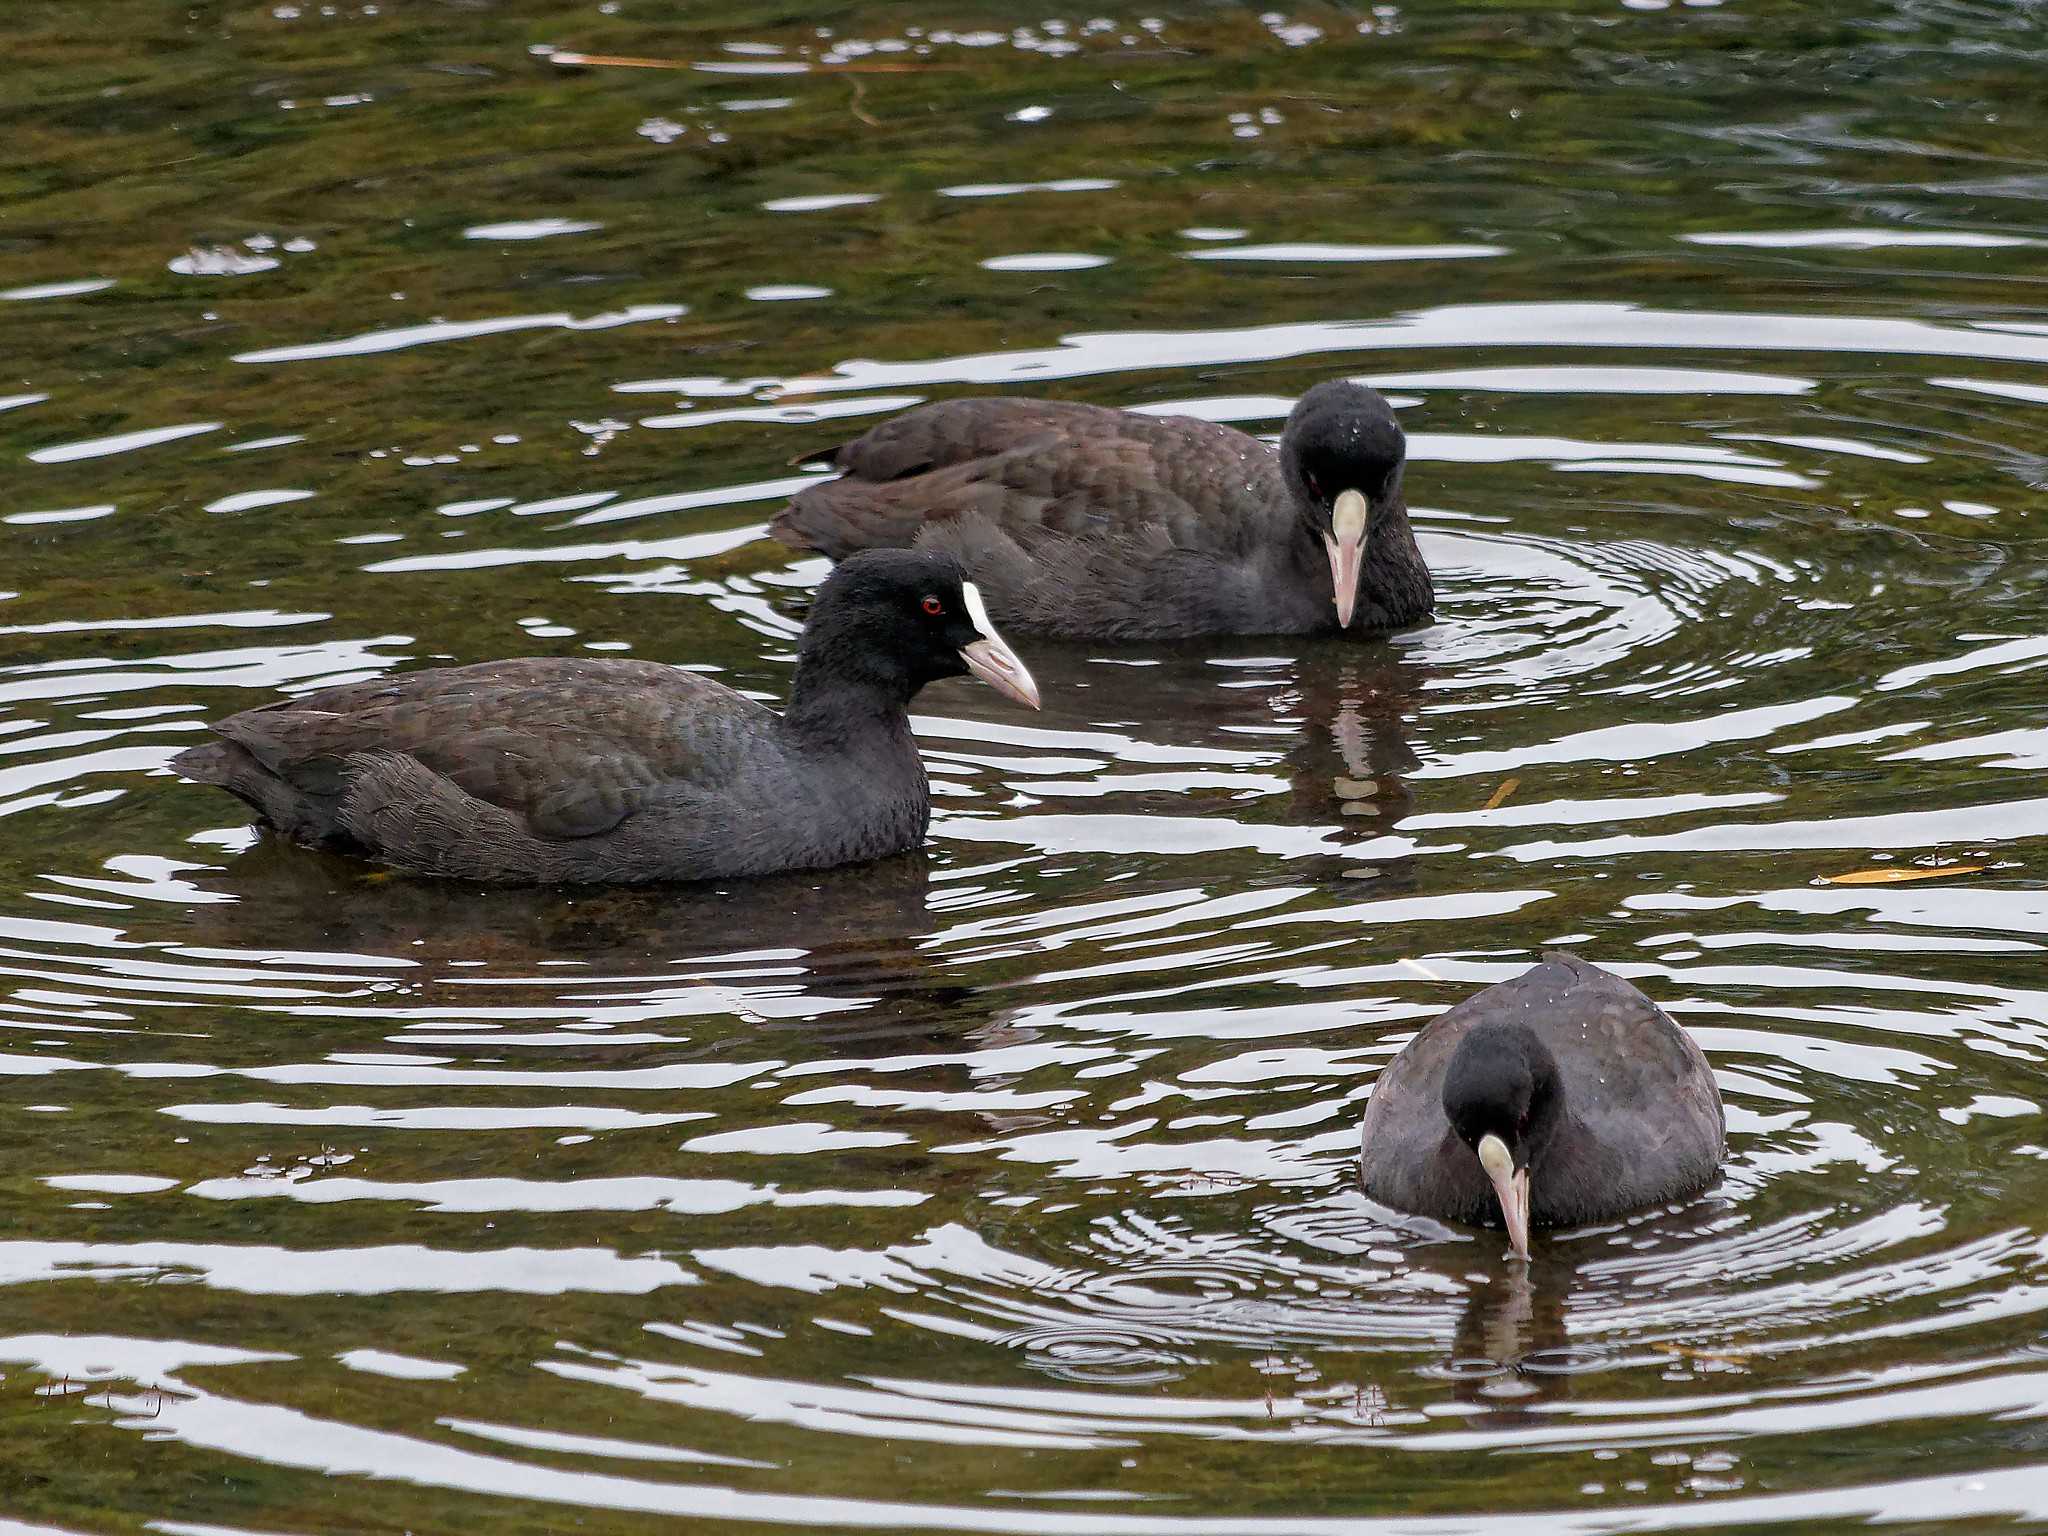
1477;1134;1534;1261
1508;1172;1534;1262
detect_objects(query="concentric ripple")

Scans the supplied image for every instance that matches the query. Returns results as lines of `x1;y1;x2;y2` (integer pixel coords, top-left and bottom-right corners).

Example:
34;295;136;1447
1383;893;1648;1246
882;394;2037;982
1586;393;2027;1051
3;1;2048;1532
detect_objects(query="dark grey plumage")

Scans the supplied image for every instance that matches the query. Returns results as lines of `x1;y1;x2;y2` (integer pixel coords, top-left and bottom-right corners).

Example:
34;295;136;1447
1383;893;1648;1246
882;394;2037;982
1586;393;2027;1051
769;382;1434;640
171;550;1038;885
1359;953;1725;1238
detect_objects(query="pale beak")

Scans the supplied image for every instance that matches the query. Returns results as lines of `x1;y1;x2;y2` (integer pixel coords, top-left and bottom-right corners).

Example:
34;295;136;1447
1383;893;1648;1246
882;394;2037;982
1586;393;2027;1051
1477;1132;1533;1261
957;581;1041;710
1323;488;1370;628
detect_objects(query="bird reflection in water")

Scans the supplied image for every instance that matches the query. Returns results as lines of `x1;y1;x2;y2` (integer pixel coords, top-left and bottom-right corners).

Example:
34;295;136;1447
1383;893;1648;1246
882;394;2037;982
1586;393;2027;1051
1441;1260;1578;1419
1021;639;1430;888
1291;649;1426;871
170;834;974;1041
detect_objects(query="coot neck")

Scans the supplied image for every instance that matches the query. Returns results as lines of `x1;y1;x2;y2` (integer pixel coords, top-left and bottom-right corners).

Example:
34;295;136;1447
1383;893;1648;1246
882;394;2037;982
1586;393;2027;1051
776;654;933;862
782;656;919;748
1361;496;1434;626
1524;1093;1577;1173
1523;1102;1616;1225
1281;490;1432;630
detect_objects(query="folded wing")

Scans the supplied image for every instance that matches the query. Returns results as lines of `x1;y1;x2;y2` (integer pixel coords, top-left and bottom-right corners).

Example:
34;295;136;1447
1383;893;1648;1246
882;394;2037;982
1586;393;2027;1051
772;399;1287;637
173;659;766;870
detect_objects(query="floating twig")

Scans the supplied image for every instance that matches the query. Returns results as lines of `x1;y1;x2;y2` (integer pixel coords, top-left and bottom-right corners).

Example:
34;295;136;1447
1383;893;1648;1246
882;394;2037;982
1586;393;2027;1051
849;76;879;128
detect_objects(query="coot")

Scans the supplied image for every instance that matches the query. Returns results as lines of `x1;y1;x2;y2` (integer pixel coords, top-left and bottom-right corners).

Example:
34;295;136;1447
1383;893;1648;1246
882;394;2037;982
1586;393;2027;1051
770;381;1433;640
1358;953;1724;1258
172;550;1040;884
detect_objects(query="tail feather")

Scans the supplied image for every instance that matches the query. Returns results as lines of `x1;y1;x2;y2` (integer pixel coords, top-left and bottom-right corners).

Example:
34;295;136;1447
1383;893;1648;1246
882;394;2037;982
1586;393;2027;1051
785;439;851;471
177;737;562;880
770;479;937;560
172;739;353;849
169;741;235;787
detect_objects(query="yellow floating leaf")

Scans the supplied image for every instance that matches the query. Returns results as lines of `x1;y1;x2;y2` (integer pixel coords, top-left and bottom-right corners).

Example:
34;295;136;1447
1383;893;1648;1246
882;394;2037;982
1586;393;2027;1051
1483;777;1521;812
1823;865;1985;886
1667;1342;1755;1365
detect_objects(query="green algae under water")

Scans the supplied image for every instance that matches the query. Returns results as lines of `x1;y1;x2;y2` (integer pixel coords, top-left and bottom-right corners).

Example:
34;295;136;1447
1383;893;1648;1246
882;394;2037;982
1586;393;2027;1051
2;1;2048;1532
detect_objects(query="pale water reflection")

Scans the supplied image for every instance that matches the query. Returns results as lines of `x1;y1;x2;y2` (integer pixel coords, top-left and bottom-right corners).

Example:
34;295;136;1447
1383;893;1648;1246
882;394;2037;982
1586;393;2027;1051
1;0;2046;1531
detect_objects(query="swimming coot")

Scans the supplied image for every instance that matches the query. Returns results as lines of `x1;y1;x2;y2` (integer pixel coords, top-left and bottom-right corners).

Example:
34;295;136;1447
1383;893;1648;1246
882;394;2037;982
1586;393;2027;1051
1358;953;1724;1258
770;381;1433;640
172;550;1040;884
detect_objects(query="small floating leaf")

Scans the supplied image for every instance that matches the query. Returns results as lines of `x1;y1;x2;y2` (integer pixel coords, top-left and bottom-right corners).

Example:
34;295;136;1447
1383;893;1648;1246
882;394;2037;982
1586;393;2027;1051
1483;777;1521;811
1822;865;1985;886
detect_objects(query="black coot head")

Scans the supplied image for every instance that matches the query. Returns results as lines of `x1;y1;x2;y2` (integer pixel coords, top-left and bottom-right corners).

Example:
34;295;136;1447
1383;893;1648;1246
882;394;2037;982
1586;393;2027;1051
1279;381;1407;628
801;549;1040;709
1440;1020;1563;1261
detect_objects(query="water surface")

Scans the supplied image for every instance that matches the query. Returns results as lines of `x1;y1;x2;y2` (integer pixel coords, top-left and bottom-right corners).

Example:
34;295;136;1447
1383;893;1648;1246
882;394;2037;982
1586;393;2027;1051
3;1;2047;1531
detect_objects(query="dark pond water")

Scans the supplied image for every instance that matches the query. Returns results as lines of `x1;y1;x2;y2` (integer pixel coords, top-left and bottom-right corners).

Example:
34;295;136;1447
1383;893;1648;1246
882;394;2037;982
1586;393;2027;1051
3;1;2047;1530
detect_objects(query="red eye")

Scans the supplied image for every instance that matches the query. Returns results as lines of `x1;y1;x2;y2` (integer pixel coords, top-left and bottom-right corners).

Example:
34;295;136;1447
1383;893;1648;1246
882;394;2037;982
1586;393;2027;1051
921;595;943;616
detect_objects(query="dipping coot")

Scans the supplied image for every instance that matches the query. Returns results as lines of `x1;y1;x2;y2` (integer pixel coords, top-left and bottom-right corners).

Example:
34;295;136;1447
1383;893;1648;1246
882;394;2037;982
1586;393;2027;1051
1359;953;1724;1257
172;550;1040;884
771;381;1433;640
